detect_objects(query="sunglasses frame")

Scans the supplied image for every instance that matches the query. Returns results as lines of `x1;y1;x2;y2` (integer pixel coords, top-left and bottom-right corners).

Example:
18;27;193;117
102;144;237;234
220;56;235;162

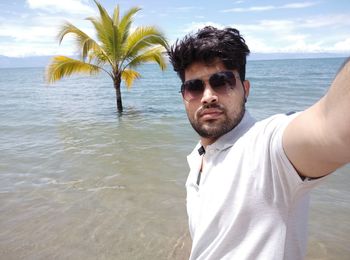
180;71;238;102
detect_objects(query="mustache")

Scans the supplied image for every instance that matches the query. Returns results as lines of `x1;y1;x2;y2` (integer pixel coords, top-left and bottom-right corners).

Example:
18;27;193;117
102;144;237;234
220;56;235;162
197;103;225;116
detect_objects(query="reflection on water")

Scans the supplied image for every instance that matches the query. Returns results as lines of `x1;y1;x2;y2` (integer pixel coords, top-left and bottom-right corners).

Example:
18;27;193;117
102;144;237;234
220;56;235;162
0;59;349;259
0;114;193;259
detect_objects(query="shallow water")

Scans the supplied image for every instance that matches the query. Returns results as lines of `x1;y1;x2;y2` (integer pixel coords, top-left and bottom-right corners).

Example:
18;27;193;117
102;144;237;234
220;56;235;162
0;58;349;259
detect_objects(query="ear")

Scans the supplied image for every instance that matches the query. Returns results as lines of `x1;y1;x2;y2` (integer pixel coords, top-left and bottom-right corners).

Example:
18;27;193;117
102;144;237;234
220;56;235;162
243;80;250;101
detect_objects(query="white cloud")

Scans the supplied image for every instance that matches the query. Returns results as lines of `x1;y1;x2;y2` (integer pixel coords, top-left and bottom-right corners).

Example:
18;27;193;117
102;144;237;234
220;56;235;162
222;1;317;12
282;34;308;42
259;20;295;31
280;40;324;53
0;25;56;42
0;21;79;56
0;41;76;57
0;12;95;57
26;0;95;14
173;14;350;54
333;38;350;52
0;0;98;57
1;2;349;57
182;22;225;33
166;22;225;45
243;35;274;53
301;14;350;28
283;2;316;8
231;15;350;53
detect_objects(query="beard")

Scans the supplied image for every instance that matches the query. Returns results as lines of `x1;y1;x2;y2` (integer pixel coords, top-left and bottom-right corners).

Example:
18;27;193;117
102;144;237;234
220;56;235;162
188;101;245;140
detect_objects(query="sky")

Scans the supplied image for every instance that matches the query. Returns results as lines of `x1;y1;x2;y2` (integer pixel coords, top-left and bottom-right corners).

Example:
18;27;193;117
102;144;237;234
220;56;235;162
0;0;350;57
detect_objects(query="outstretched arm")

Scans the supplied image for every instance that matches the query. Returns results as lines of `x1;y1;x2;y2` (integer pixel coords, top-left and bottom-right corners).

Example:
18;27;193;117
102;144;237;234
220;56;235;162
283;58;350;178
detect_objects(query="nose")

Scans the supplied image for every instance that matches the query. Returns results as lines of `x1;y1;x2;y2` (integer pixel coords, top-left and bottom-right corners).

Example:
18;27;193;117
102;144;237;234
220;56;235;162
201;85;218;104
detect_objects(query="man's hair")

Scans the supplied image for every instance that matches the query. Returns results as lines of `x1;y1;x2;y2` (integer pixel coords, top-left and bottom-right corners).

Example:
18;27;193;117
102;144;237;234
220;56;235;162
168;26;250;82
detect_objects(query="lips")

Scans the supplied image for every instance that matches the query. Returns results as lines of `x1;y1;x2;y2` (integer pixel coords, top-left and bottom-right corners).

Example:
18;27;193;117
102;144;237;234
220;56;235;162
199;108;224;120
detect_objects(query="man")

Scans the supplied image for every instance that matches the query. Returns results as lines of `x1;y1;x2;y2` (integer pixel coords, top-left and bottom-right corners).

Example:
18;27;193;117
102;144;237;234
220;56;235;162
167;26;350;260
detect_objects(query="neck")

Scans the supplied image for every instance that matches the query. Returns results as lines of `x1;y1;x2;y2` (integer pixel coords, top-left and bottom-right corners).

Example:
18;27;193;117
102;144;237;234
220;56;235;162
200;137;218;148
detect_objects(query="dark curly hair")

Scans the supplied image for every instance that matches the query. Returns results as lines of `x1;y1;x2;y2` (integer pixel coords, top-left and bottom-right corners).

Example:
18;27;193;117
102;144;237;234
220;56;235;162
168;26;250;82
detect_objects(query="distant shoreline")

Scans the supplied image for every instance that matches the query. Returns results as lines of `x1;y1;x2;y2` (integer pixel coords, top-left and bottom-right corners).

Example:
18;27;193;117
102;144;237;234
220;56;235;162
0;53;348;69
248;53;349;61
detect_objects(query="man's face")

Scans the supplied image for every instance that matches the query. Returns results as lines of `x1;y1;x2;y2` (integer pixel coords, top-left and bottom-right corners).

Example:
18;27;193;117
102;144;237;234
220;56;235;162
183;61;250;146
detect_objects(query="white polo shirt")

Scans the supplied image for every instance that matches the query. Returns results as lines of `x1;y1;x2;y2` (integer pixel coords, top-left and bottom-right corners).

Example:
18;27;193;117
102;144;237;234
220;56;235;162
186;111;325;260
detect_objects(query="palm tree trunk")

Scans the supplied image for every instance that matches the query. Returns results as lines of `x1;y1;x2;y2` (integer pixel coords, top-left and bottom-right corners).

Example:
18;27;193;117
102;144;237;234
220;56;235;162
114;76;123;113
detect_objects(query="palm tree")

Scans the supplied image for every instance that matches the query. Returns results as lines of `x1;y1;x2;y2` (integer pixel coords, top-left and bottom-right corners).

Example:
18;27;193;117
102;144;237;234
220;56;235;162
46;0;168;113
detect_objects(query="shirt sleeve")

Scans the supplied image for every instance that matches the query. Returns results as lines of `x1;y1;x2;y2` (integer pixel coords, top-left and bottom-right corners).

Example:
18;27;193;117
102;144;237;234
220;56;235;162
264;114;328;202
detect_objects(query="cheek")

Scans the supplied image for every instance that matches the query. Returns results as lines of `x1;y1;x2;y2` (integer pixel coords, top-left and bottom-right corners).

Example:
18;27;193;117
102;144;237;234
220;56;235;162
185;103;199;119
224;95;244;112
184;104;194;120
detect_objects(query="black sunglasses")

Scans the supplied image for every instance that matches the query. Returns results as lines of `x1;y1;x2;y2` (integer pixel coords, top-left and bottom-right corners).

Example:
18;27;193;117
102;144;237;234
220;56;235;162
180;71;238;102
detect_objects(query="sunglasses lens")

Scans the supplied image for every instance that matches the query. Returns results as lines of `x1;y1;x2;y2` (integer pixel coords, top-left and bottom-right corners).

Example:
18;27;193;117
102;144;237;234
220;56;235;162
182;79;204;101
181;71;237;101
209;71;236;94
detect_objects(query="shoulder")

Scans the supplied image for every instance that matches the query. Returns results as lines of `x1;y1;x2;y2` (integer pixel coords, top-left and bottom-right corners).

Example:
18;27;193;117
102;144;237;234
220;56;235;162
245;113;300;143
256;113;298;130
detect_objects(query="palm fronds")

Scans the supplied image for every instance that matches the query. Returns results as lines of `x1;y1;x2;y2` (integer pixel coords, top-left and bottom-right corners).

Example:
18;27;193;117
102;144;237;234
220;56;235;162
124;26;168;60
57;22;102;61
121;69;141;88
125;46;167;71
46;56;101;83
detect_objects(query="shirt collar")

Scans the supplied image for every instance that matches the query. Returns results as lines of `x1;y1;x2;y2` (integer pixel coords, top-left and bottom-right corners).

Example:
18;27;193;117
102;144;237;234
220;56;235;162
187;111;256;169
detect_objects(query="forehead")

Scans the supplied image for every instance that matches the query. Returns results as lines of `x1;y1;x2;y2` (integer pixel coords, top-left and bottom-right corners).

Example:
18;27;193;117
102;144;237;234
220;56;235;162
184;61;228;81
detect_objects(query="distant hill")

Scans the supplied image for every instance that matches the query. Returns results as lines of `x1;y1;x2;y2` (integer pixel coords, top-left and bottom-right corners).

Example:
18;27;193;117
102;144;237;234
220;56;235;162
0;53;348;69
0;55;53;68
248;52;349;61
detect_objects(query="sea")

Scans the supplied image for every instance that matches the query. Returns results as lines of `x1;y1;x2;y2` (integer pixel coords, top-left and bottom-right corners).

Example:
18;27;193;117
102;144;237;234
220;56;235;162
0;57;349;259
